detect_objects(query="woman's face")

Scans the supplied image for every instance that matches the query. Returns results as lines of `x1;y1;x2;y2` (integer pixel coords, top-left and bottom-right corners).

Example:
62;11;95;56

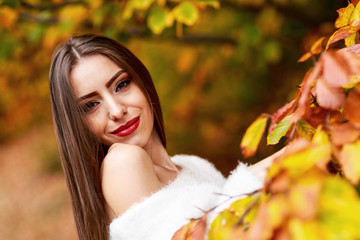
70;54;154;147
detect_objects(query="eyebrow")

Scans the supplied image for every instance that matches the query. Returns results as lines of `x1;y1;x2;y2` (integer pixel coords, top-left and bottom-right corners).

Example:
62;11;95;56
77;70;126;102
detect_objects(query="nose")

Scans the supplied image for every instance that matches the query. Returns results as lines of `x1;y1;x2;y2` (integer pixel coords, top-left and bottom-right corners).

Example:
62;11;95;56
105;96;126;121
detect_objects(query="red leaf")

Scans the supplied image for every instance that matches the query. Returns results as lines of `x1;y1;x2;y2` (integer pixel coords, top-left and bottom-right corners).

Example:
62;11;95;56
345;90;360;128
326;26;352;50
269;99;297;135
322;51;351;87
315;78;345;110
171;215;207;240
292;64;321;122
352;0;360;6
330;123;360;145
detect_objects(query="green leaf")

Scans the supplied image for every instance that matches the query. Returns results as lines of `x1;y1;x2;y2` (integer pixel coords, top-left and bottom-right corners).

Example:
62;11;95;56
147;7;173;34
240;115;268;158
296;119;315;140
173;1;199;26
267;115;293;145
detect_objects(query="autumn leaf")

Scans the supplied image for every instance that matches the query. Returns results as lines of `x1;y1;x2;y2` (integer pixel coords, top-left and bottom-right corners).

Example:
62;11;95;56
288;169;323;221
344;90;360;127
339;140;360;185
269;99;297;135
289;219;321;240
296;119;315;140
326;26;353;50
319;176;360;239
292;64;321;122
315;78;345;110
173;1;199;26
345;32;357;46
322;51;351;87
147;7;173;34
240;115;268;158
349;1;360;29
329;123;360;146
267;115;293;145
311;128;332;171
172;214;207;240
298;37;325;62
335;4;354;29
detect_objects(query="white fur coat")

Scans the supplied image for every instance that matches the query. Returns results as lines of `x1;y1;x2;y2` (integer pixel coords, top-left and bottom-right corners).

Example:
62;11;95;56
109;155;263;240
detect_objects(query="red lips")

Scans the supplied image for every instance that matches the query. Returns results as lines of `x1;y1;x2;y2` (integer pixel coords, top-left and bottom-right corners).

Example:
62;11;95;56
111;116;140;137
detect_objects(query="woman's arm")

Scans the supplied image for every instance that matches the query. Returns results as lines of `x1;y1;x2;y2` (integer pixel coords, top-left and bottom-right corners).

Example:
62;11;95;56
101;143;162;220
247;147;286;181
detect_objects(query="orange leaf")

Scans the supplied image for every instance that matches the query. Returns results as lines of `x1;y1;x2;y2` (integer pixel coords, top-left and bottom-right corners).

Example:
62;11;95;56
172;215;207;240
339;140;360;184
298;52;313;63
330;123;360;146
352;0;360;6
241;115;268;158
338;43;360;57
315;78;345;110
310;36;325;55
335;4;355;29
326;26;353;50
345;90;360;128
292;64;321;122
298;37;325;62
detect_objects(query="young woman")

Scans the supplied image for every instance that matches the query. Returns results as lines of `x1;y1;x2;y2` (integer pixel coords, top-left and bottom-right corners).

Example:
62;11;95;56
49;34;273;240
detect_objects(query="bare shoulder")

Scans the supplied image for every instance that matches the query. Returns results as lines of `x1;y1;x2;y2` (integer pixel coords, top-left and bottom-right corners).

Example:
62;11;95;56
101;143;161;219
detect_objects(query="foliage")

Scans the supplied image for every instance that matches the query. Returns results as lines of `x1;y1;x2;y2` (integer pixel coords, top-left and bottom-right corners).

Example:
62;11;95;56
0;0;344;171
174;1;360;239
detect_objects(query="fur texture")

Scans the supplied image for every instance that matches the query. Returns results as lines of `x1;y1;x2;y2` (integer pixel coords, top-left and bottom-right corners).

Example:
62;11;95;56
109;155;262;240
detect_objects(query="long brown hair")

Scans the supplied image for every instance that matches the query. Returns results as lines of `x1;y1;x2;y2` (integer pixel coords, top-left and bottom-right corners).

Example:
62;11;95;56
49;34;166;240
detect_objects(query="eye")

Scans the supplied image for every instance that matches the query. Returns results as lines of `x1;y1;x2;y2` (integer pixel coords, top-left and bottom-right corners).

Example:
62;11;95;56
115;79;131;92
82;101;99;113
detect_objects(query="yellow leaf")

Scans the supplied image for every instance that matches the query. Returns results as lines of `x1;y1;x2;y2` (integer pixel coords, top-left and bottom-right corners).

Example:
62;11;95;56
240;116;268;158
296;119;315;140
345;32;357;47
310;36;325;55
208;209;238;240
289;219;321;240
335;4;355;29
289;169;323;220
279;140;330;178
173;1;199;26
319;176;360;240
267;115;293;145
350;1;360;28
339;140;360;184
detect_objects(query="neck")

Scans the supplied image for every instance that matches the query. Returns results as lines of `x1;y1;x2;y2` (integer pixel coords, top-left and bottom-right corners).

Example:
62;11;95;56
143;129;178;172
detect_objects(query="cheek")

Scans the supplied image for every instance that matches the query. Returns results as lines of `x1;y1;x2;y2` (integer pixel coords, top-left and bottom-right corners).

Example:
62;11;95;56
87;114;106;136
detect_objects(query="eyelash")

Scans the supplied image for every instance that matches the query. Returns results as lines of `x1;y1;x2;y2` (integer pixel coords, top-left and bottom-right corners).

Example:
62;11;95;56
82;78;132;113
115;78;131;92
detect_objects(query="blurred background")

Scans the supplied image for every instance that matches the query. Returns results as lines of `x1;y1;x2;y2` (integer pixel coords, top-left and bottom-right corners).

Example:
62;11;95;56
0;0;346;239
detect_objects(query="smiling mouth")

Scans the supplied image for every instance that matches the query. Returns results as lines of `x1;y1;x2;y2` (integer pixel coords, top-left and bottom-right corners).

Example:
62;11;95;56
111;116;140;137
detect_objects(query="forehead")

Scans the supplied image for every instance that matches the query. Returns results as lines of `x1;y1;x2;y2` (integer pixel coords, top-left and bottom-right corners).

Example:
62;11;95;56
70;55;122;97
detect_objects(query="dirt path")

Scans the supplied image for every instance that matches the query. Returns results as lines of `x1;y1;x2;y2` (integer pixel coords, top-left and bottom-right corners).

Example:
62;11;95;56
0;125;77;240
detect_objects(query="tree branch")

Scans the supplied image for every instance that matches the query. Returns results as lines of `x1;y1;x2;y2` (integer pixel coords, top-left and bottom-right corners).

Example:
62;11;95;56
20;0;86;11
221;0;327;29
